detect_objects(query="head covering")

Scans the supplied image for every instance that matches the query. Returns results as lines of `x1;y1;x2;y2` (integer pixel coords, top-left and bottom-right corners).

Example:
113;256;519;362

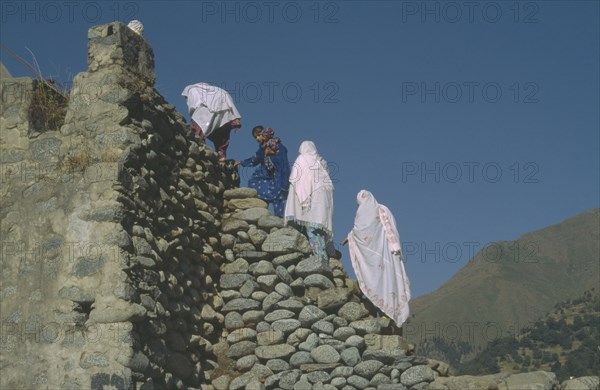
347;190;411;327
265;137;281;152
181;83;241;137
291;141;333;203
353;190;381;233
127;20;144;35
262;127;275;140
284;141;334;236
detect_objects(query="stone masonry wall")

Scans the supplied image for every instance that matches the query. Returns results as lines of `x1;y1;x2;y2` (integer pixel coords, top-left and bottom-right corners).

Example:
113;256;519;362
0;22;439;390
208;187;451;390
1;22;237;390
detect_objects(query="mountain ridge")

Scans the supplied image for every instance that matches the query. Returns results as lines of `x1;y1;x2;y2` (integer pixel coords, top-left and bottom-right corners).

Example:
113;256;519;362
406;208;599;348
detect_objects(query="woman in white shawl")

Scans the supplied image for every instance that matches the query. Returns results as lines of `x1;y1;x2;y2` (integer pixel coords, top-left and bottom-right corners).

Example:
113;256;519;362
182;82;241;160
285;141;334;259
341;190;411;327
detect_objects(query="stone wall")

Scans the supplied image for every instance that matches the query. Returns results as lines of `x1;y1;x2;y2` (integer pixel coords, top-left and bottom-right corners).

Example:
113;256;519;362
206;187;449;390
0;22;431;390
1;22;237;390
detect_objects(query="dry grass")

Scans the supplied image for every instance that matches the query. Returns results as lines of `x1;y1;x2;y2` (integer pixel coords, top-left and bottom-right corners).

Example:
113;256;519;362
28;81;68;132
1;44;69;133
61;143;94;173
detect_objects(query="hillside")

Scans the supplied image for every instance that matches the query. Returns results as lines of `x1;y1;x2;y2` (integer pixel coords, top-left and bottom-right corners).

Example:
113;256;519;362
457;289;599;381
406;208;600;349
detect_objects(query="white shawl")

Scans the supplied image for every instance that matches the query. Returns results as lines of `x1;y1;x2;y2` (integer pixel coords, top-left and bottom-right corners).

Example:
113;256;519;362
347;190;411;327
284;141;334;236
181;83;241;137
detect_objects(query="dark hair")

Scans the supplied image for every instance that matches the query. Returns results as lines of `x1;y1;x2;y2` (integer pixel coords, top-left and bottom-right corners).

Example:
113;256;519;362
252;126;264;136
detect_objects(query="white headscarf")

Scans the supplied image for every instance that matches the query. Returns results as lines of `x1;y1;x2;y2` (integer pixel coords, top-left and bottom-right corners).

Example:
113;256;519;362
127;20;144;36
284;141;334;236
347;190;411;327
181;83;241;137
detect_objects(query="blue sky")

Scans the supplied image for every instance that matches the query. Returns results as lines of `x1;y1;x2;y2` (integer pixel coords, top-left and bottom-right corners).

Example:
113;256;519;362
2;1;598;297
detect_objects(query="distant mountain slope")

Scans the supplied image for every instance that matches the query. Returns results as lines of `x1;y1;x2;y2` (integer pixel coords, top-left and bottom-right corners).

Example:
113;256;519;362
406;208;599;348
456;289;599;381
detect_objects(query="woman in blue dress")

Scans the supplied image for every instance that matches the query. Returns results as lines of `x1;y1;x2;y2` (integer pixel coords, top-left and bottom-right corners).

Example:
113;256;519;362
238;127;290;217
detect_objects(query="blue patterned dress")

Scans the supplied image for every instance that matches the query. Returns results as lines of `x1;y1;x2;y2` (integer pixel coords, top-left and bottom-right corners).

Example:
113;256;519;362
241;144;290;217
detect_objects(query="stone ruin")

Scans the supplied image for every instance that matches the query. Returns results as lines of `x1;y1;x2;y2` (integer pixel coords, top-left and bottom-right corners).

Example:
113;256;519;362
0;21;434;390
1;21;596;390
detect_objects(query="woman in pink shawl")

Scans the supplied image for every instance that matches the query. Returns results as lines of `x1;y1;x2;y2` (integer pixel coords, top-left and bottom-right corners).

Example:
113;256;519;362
285;141;334;260
342;190;411;327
